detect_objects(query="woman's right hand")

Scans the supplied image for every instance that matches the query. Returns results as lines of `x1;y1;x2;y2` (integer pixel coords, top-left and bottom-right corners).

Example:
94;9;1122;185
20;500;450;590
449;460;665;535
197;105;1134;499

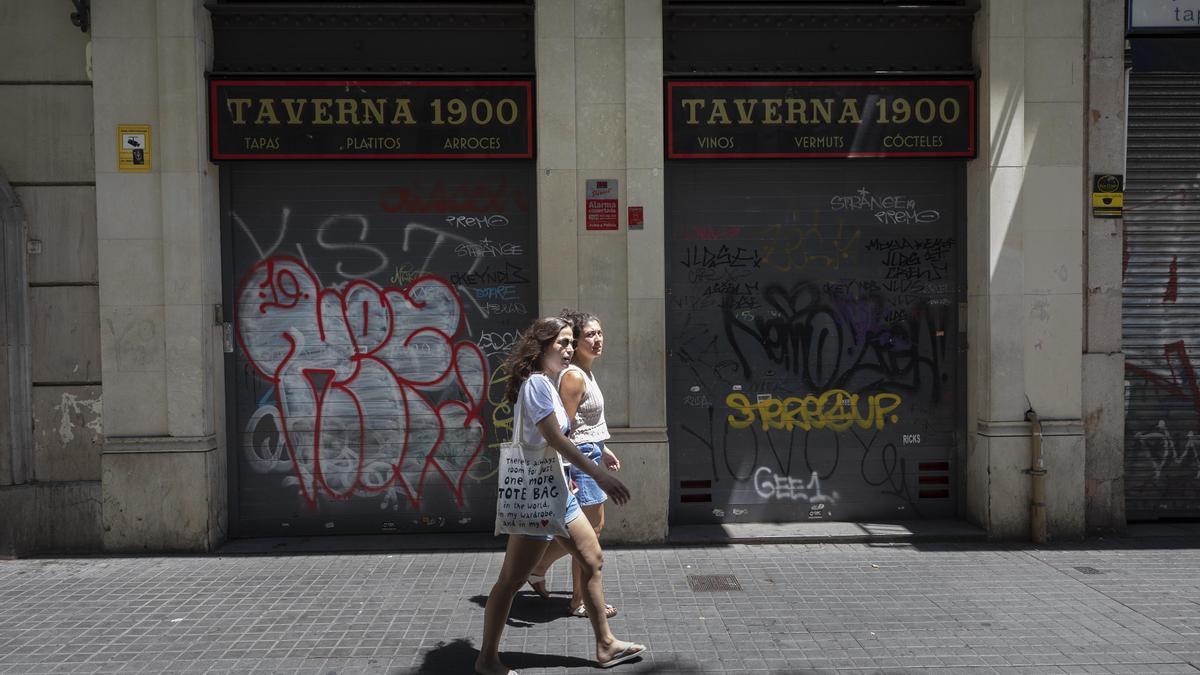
595;472;631;505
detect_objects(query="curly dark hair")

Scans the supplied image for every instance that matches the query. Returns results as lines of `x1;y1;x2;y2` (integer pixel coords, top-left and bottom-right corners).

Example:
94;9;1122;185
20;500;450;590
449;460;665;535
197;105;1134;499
558;308;600;336
502;316;576;403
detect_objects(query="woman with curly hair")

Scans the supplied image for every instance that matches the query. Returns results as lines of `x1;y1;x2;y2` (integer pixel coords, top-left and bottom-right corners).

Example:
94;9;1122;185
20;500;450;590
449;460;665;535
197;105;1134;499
526;310;621;619
475;316;647;675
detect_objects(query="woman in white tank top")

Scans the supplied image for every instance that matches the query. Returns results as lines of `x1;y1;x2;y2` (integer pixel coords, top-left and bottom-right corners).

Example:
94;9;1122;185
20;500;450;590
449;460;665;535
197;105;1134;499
475;316;646;674
527;310;623;619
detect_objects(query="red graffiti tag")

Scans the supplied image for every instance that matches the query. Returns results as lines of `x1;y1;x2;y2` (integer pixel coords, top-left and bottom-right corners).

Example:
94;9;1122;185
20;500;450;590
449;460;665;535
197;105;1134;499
236;256;488;510
1164;256;1179;304
1126;340;1200;418
379;179;530;215
1122;228;1130;281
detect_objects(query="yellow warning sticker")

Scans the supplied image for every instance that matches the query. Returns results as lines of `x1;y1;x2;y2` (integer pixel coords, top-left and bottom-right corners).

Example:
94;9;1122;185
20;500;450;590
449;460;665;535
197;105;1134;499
118;125;151;172
1091;192;1123;218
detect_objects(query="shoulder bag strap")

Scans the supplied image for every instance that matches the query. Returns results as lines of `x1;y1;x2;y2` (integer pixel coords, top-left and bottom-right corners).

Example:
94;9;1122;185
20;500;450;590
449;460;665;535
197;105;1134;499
511;378;526;446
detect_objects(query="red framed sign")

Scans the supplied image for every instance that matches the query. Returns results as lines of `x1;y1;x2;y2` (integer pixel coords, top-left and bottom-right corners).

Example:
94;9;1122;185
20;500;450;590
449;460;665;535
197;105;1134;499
585;179;618;231
209;80;534;160
667;80;975;159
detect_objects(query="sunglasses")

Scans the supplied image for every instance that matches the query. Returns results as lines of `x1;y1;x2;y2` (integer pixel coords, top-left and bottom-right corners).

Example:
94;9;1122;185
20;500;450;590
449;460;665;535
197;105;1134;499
555;338;578;349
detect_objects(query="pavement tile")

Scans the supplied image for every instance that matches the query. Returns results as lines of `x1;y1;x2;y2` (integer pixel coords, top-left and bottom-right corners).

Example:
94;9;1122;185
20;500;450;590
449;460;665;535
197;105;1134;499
2;539;1200;673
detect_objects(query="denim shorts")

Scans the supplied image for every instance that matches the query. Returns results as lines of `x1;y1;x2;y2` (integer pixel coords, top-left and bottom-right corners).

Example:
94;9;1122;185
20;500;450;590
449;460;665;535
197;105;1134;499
568;442;609;507
524;490;582;542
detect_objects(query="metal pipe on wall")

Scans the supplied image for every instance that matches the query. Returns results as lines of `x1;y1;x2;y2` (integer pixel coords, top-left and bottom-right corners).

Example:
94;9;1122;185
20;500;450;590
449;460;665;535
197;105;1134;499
1026;409;1047;544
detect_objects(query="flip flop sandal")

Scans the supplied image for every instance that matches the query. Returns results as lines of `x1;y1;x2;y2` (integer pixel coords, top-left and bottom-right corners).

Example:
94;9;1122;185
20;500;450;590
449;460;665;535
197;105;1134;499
570;603;617;618
526;574;550;600
598;643;647;668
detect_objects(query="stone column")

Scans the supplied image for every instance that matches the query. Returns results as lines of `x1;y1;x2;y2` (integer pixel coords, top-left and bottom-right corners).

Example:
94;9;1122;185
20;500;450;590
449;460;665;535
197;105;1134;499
0;173;33;557
93;1;225;551
1082;0;1127;534
535;0;668;542
967;0;1087;540
615;0;669;542
536;0;581;317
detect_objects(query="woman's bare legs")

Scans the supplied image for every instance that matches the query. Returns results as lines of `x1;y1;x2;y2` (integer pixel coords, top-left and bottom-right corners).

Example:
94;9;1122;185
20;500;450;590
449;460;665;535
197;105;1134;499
530;503;609;613
528;539;567;596
569;504;605;611
555;515;645;664
475;536;551;675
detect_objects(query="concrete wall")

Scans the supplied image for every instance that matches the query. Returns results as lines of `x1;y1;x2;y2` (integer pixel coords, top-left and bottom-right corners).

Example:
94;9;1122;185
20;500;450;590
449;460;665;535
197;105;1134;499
967;0;1088;540
536;0;669;543
1082;0;1127;534
92;0;226;552
0;0;102;554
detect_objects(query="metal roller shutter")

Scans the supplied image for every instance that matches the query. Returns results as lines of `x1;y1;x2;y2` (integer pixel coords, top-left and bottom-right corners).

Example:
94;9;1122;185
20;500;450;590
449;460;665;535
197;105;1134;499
224;162;536;536
1124;74;1200;520
666;161;964;523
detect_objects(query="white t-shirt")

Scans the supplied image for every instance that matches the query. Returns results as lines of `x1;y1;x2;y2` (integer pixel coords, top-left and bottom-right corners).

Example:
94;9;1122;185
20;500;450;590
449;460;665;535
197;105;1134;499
517;373;570;447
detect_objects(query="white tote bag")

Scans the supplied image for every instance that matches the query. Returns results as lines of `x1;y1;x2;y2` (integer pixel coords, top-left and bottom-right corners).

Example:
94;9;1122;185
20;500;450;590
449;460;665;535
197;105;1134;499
494;383;571;538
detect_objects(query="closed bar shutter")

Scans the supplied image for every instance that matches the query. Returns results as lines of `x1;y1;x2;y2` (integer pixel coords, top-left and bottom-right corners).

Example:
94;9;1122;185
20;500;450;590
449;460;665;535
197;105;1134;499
226;162;536;536
1123;73;1200;520
665;161;963;523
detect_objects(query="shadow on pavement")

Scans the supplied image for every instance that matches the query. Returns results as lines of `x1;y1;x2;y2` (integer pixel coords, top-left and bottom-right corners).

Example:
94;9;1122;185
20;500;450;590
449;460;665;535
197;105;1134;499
406;637;597;674
29;520;1199;561
467;592;576;627
408;637;707;673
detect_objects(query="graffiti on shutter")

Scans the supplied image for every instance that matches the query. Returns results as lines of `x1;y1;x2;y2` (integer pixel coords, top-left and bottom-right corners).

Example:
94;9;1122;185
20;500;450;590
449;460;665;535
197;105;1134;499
666;162;962;523
1123;74;1200;519
228;165;535;535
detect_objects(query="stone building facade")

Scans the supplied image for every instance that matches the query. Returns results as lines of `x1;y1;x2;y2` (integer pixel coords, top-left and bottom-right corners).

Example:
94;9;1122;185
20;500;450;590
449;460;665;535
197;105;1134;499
0;0;1148;555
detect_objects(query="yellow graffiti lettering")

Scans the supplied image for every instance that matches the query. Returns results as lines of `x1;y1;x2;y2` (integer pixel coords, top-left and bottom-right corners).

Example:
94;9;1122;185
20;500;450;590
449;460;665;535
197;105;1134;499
726;393;756;429
389;264;420;287
725;390;903;432
468;362;514;482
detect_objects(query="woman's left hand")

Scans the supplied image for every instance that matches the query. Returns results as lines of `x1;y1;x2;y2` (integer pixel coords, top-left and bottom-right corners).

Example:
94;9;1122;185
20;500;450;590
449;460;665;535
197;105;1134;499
602;448;621;472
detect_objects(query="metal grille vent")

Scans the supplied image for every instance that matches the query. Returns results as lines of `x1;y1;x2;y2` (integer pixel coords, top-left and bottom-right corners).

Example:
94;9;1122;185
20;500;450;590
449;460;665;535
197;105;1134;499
687;574;743;592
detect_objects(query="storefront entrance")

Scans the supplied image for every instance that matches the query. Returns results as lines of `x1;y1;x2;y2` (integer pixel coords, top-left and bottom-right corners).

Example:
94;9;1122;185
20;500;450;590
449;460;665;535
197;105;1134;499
666;161;964;523
1123;72;1200;520
223;163;536;536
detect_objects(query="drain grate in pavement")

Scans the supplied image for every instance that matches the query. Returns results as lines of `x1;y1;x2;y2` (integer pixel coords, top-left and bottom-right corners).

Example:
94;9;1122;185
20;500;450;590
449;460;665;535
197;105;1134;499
1073;566;1103;575
687;574;743;592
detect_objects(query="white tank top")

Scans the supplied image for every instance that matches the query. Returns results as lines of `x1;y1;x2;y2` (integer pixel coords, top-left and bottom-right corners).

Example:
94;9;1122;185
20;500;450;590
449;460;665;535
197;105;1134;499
559;364;610;444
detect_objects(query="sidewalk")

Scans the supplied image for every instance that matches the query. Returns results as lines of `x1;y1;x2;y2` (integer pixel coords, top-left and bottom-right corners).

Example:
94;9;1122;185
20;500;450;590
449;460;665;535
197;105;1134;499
1;527;1198;674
